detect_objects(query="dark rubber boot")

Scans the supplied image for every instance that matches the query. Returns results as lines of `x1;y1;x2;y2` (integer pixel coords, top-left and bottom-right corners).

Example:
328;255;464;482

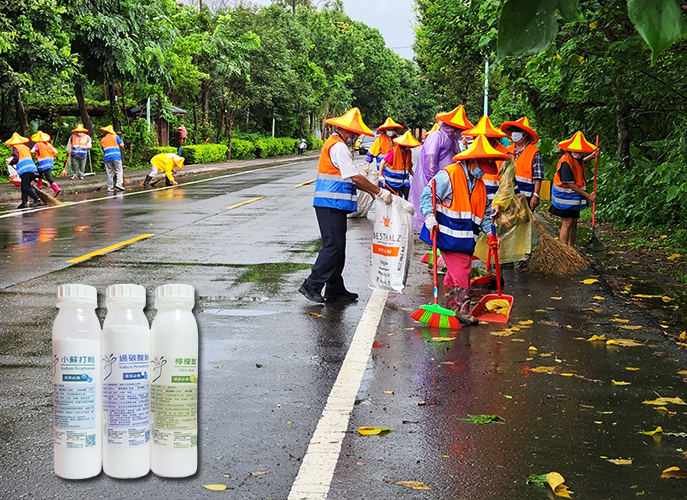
453;287;478;325
143;175;152;187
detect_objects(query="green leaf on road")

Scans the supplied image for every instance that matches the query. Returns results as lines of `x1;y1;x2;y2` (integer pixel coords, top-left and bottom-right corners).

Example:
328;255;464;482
526;473;548;486
459;414;506;424
627;0;687;65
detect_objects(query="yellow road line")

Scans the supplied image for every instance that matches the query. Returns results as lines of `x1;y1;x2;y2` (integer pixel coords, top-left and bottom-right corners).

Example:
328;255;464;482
294;179;316;188
225;196;265;210
67;234;155;264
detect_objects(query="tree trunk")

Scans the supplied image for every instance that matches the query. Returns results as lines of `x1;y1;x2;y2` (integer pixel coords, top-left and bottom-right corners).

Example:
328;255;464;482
215;101;225;143
201;81;210;123
227;114;233;160
74;76;95;136
14;87;30;137
109;81;121;133
615;99;631;168
193;103;198;143
292;0;296;16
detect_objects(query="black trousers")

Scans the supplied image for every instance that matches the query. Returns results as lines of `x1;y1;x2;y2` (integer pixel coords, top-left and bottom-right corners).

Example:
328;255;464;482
38;169;55;185
306;207;348;295
20;172;39;204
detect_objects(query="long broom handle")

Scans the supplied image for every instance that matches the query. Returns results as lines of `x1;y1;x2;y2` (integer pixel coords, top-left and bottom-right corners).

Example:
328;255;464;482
592;135;599;227
431;178;439;306
491;220;503;298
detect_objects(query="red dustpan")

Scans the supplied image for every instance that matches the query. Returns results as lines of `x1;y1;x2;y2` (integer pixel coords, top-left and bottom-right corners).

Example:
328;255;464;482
471;221;513;323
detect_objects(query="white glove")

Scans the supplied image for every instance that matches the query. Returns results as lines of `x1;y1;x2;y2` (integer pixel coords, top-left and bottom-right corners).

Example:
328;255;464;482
424;214;437;232
378;189;393;205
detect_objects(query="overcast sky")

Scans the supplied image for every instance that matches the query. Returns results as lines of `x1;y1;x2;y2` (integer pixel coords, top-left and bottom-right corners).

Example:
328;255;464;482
247;0;416;60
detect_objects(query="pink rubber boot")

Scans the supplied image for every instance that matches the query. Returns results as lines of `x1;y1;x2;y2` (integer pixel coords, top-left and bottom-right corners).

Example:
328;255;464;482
36;178;43;189
51;182;61;196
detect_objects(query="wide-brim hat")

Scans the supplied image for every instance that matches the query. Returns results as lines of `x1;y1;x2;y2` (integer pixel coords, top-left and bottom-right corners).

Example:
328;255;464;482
462;116;507;138
325;107;374;137
393;131;420;148
30;131;51;143
377;117;404;131
435;105;473;130
72;124;89;133
499;116;538;143
558;131;597;153
99;125;116;135
4;132;29;146
426;122;440;135
174;155;185;169
453;135;510;164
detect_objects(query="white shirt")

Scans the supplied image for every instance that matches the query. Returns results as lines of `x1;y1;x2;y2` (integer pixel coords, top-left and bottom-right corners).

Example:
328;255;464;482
329;141;359;180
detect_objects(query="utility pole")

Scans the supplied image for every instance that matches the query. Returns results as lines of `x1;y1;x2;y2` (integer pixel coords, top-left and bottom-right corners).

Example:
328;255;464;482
483;59;489;117
292;0;296;16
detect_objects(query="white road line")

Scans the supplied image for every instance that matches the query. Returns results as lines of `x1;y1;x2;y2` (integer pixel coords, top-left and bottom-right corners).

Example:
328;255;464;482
288;289;389;500
0;161;308;220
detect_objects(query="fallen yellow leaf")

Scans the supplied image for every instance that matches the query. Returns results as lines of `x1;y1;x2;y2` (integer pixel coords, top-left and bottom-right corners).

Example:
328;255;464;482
642;397;687;406
638;426;662;436
679;332;687;340
528;346;538;351
308;312;323;317
588;335;606;342
607;458;633;465
251;471;269;476
678;370;687;375
619;325;642;330
559;373;574;377
582;308;602;313
606;340;619;345
431;337;456;342
358;426;394;435
594;296;605;300
581;278;599;284
667;253;682;260
633;294;662;299
546;472;571;498
535;309;548;312
392;481;432;490
612;380;631;386
611;318;630;323
519;320;534;325
530;366;556;373
662;296;673;303
661;466;687;479
203;484;228;491
580;404;594;408
511;338;526;342
613;339;644;346
551;297;563;300
626;367;640;371
383;390;394;394
490;329;514;337
655;406;676;415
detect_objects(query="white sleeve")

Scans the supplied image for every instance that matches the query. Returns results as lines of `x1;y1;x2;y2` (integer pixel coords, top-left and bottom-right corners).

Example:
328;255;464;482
329;142;359;180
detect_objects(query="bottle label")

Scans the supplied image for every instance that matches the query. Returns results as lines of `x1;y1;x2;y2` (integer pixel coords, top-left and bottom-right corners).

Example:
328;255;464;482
151;355;197;448
53;339;98;449
103;351;150;447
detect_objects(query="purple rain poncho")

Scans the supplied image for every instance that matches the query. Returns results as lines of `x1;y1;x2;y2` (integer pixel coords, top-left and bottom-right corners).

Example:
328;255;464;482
409;123;464;231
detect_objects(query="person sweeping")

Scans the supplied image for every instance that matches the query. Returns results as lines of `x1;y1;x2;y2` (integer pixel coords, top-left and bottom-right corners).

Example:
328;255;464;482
549;131;599;247
419;135;509;325
143;153;185;187
378;131;420;200
5;133;42;209
30;131;61;196
364;117;403;173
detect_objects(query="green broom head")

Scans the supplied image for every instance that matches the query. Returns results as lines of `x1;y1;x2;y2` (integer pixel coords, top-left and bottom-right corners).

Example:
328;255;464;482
411;304;460;330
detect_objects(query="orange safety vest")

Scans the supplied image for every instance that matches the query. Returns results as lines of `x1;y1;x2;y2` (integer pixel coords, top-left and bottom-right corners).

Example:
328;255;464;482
34;143;57;171
507;142;539;197
15;144;37;175
552;153;587;211
420;163;486;254
313;134;357;212
382;145;412;188
100;133;122;162
71;133;90;157
483;143;510;202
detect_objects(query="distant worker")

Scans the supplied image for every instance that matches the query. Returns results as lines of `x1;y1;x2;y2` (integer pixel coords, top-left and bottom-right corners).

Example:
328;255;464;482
299;107;392;304
409;105;473;231
550;131;599;247
30;131;61;196
177;125;187;155
499;117;543;211
66;124;92;180
5;132;42;209
378;131;420;200
99;125;125;192
365;117;403;172
143;153;185;187
298;138;308;155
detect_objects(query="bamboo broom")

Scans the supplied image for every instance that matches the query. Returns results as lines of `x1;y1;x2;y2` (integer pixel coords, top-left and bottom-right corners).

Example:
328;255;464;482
521;217;589;277
34;187;63;206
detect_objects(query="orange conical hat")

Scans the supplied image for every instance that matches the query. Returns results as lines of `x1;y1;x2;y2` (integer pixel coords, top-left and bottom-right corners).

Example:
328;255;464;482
72;124;89;133
325;107;374;137
462;116;507;138
499;116;538;143
99;125;116;135
435;105;473;130
453;134;510;162
377;117;404;131
426;122;440;135
173;155;185;168
393;131;421;148
4;132;29;146
30;131;51;143
558;131;597;153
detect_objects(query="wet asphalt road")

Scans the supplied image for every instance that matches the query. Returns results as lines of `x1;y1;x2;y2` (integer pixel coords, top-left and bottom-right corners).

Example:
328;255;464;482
1;155;686;499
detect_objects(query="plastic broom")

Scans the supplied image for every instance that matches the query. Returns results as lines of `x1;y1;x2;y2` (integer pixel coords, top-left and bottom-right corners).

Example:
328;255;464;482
410;179;460;330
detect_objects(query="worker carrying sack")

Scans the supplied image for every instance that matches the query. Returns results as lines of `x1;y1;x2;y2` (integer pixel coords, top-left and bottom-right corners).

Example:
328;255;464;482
369;195;415;291
348;167;378;218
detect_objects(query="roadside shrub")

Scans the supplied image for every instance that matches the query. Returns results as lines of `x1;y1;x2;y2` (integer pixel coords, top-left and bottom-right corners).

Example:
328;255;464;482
231;139;256;160
182;144;228;165
142;147;177;163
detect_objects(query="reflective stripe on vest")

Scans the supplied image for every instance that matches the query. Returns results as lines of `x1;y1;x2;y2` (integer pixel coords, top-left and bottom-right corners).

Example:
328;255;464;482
508;143;538;197
381;145;411;188
313;135;357;213
35;143;56;170
15;144;37;175
101;134;122;162
419;164;487;254
71;134;89;157
552;153;588;211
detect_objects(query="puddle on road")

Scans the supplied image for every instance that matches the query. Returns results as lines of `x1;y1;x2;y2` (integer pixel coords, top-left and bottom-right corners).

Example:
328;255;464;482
203;308;277;317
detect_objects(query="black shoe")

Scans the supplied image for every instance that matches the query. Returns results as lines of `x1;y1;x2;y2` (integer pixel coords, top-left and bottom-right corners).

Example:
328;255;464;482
325;290;359;302
16;203;28;209
299;282;324;303
32;199;43;207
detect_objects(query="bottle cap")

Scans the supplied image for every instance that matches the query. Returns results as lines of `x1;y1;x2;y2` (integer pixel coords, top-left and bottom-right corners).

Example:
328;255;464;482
106;284;146;306
56;284;97;306
155;284;195;308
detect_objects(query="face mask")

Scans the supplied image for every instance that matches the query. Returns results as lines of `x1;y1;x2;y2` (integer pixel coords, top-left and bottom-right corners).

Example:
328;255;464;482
472;166;485;179
386;130;395;137
346;137;355;145
511;131;524;142
572;152;584;159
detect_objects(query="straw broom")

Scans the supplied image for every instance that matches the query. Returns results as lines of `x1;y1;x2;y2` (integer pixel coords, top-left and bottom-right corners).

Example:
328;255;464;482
521;217;589;277
34;187;63;206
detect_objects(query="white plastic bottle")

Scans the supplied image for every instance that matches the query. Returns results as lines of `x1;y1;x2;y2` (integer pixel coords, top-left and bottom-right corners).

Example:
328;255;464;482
102;284;150;478
53;284;101;479
150;284;198;477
